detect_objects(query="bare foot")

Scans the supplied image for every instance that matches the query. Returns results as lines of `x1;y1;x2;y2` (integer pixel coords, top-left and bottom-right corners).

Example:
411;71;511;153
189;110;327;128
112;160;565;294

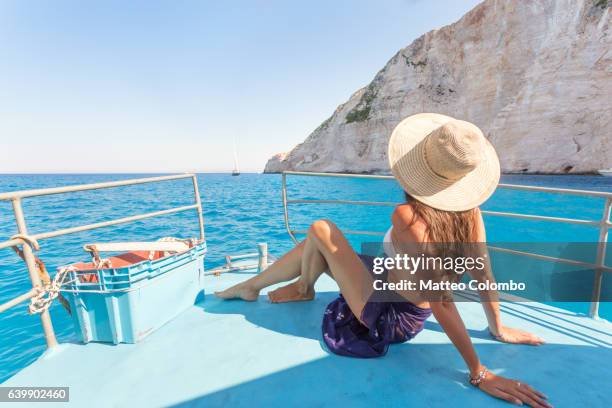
268;280;314;303
215;282;260;301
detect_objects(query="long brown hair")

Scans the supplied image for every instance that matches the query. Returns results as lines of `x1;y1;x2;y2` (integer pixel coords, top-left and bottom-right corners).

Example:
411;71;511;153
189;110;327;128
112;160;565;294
405;193;477;243
406;193;479;295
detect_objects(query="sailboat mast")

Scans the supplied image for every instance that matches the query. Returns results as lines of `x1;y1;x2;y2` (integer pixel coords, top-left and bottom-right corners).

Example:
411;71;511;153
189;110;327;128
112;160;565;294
232;138;240;175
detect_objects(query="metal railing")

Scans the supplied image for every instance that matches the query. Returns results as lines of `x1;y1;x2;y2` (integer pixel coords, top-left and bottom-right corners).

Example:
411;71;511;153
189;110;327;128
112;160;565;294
281;171;612;319
0;174;205;348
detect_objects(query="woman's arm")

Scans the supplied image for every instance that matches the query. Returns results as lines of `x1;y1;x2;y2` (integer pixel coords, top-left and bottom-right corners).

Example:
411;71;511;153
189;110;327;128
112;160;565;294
431;300;552;407
468;209;544;345
430;300;482;376
394;205;550;405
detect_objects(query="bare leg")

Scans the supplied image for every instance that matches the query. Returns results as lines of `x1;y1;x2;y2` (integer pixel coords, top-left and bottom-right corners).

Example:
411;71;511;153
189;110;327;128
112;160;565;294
268;234;328;303
269;219;373;322
298;219;373;322
214;241;305;301
216;218;373;320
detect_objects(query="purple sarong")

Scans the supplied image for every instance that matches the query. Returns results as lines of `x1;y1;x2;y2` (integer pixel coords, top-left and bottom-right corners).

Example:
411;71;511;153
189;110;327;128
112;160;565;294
322;254;432;358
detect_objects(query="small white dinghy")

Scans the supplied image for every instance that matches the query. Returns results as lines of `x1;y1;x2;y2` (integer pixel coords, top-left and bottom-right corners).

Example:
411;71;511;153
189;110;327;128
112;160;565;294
597;168;612;176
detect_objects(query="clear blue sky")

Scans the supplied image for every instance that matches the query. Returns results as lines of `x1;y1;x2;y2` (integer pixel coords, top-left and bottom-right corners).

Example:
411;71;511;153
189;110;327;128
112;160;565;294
0;0;482;173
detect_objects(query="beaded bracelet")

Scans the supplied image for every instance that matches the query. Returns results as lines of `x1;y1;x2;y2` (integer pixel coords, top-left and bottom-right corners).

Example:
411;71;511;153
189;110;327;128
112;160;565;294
469;367;488;387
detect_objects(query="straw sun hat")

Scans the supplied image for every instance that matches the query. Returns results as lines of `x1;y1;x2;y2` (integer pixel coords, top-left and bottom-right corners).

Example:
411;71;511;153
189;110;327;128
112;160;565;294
388;113;500;211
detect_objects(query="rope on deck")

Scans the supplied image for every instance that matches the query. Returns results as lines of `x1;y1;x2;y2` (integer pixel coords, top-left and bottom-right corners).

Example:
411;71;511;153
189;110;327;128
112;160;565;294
28;266;75;315
10;234;72;314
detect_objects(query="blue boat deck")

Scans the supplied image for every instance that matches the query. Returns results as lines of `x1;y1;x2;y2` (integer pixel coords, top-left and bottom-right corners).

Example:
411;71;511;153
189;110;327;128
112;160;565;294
4;271;611;407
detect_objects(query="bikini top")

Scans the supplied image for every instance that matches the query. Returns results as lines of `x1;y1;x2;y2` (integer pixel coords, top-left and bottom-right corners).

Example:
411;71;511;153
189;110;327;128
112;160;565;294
383;226;397;258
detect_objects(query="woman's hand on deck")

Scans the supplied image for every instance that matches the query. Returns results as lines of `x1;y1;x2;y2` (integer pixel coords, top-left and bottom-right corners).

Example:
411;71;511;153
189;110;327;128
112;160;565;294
479;372;551;407
490;326;544;345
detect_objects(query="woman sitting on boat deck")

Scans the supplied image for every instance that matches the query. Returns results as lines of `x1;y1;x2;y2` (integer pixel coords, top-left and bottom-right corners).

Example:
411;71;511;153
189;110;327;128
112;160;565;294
216;113;550;407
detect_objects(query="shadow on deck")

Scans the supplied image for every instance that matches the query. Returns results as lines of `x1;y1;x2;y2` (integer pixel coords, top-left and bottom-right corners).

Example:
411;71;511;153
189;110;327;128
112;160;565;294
171;287;611;408
4;273;611;407
172;342;610;408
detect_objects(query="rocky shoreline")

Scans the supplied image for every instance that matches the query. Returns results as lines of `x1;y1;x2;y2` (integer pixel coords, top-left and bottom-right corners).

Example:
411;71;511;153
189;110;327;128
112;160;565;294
264;0;611;175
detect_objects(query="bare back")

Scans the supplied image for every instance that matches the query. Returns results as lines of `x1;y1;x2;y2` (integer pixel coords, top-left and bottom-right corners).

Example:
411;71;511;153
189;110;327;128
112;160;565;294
388;203;485;308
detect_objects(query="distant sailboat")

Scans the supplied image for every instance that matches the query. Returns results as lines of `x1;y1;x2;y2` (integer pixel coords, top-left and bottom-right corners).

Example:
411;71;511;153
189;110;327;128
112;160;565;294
232;140;240;176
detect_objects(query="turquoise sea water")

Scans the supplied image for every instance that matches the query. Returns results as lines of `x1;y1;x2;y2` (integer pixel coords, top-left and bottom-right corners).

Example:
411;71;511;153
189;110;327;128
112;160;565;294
0;173;610;382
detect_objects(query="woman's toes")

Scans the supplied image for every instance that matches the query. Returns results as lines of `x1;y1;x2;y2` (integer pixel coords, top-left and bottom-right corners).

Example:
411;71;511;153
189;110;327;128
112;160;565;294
214;289;233;299
268;281;315;303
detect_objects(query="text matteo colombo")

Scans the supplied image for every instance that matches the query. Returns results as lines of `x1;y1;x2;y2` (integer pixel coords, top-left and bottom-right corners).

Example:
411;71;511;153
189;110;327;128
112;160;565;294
371;254;526;292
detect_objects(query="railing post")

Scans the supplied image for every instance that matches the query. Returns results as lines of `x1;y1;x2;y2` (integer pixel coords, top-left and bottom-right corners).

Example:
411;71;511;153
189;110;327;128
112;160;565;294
282;173;299;245
11;198;58;348
257;242;268;273
191;175;205;241
589;197;611;319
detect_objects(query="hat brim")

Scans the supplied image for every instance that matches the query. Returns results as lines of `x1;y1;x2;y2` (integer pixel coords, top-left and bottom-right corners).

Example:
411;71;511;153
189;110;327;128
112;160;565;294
388;113;500;211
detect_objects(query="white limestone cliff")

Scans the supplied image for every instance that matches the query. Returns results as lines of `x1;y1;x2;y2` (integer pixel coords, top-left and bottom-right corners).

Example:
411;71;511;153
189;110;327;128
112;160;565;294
264;0;611;174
